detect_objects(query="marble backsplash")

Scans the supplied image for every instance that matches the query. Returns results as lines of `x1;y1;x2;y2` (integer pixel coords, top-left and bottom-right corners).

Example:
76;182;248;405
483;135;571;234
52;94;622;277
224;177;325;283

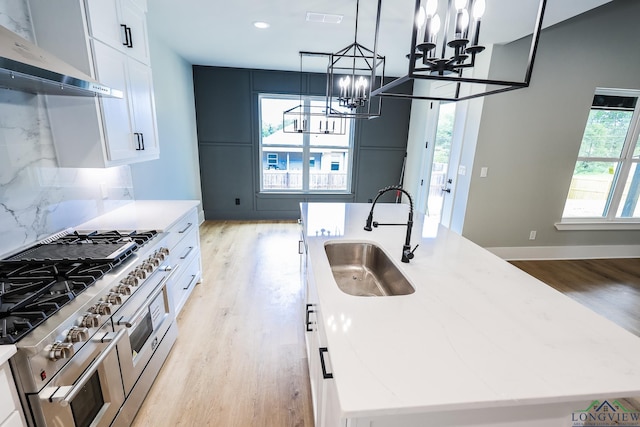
0;0;134;257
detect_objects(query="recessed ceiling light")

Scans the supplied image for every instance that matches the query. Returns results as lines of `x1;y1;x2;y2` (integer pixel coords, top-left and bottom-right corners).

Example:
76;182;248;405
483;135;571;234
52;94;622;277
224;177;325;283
306;12;343;24
253;21;270;29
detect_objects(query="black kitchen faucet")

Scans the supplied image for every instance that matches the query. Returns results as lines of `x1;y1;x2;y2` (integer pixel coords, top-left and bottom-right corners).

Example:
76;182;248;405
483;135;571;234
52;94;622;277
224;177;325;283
364;185;419;263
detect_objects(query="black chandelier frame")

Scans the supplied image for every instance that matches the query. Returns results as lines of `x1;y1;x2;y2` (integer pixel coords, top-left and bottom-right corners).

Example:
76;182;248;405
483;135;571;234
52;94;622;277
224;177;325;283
371;0;548;102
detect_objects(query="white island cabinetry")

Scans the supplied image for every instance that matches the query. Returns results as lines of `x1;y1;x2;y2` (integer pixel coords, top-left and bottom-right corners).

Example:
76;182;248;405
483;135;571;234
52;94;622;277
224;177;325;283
302;236;342;427
301;202;640;427
28;0;158;167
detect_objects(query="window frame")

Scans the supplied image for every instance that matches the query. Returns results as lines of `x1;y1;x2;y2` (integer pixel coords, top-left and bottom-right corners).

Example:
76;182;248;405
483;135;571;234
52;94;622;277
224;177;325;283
258;93;354;194
558;88;640;230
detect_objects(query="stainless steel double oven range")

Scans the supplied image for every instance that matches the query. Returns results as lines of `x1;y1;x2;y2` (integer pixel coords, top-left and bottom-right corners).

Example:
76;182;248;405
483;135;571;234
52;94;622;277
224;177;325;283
0;228;179;427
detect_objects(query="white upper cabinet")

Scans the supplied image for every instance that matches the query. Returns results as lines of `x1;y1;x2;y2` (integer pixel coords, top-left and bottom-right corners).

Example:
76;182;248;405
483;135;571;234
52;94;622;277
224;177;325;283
85;0;150;65
28;0;159;167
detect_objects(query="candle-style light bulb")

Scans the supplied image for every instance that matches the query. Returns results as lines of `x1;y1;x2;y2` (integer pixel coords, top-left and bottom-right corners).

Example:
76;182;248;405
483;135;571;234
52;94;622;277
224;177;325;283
454;0;467;10
431;14;441;36
416;6;426;28
460;9;469;32
473;0;486;19
425;0;437;16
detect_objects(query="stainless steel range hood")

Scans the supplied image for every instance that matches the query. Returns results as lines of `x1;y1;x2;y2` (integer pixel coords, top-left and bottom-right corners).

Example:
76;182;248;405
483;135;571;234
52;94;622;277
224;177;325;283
0;24;122;98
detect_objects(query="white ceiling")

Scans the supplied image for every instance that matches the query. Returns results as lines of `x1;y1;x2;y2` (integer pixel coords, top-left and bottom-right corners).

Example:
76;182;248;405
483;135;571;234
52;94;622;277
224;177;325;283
149;0;611;77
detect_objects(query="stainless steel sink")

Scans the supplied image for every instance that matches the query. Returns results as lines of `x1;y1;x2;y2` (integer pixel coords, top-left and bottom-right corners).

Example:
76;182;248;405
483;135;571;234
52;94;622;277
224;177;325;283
324;242;415;297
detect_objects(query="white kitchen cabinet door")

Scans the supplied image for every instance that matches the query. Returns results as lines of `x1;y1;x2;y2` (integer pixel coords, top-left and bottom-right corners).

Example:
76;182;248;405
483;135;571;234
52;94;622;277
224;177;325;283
84;0;122;50
127;59;159;158
119;0;150;64
92;41;135;162
85;0;150;65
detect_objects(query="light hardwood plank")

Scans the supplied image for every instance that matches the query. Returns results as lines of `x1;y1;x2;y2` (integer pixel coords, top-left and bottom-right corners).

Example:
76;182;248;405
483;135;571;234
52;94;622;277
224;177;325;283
511;258;640;336
132;221;313;427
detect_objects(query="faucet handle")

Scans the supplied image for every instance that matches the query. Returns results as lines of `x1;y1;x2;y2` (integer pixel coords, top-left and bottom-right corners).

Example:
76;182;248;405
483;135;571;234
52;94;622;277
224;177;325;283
404;244;419;260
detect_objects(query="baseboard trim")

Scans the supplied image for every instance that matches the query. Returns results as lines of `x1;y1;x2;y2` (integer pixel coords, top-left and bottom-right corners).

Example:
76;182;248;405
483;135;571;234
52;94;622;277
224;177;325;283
486;245;640;261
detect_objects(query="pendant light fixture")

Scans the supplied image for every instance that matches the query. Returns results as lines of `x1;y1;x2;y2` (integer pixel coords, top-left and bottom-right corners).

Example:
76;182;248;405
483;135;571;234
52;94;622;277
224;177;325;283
325;0;385;119
283;52;347;135
371;0;547;102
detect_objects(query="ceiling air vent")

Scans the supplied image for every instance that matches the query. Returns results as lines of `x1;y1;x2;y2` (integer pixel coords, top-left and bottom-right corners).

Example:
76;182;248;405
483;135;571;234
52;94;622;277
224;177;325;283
306;12;343;24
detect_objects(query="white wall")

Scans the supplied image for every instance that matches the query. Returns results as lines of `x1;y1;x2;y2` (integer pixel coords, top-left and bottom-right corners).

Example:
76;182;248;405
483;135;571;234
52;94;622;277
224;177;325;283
129;3;203;218
459;1;640;248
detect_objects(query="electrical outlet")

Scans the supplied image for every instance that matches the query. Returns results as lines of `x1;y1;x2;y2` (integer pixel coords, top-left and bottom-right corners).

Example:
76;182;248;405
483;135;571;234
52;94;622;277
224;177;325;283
480;167;488;178
529;230;537;240
235;198;240;205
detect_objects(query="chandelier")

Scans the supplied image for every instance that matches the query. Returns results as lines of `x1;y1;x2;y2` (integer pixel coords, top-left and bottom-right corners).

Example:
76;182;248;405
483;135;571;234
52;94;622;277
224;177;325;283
371;0;547;102
283;51;347;135
413;0;486;76
325;0;385;119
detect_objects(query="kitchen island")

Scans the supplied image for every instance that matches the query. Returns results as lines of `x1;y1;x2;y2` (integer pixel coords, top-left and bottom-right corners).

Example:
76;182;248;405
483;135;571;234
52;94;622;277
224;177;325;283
301;202;640;427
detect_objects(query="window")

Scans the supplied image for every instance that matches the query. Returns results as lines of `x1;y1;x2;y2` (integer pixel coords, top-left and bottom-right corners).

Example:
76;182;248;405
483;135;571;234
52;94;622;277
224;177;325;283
562;89;640;221
259;94;353;192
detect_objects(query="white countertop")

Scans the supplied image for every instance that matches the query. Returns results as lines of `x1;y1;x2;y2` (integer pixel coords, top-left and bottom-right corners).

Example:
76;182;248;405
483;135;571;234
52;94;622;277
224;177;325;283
0;345;16;366
76;200;200;231
302;203;640;418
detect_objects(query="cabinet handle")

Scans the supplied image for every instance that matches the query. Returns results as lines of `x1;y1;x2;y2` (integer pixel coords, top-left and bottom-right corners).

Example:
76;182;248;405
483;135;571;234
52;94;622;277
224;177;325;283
120;24;133;48
298;240;304;255
305;304;315;332
319;347;333;379
178;222;193;234
183;274;197;290
134;132;143;150
140;132;145;150
180;246;194;260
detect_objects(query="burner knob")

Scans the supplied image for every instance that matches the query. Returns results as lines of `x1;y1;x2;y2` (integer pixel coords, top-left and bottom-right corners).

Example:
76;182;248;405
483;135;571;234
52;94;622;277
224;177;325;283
66;327;90;343
147;257;160;267
48;342;75;361
104;293;123;305
80;313;101;328
159;247;170;256
155;250;167;261
113;284;132;295
140;262;154;273
133;267;147;280
122;274;139;287
90;302;112;316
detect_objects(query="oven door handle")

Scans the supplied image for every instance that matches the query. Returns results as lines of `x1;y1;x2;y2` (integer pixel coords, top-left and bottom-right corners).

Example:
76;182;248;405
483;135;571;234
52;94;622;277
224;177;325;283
118;264;179;328
46;329;128;406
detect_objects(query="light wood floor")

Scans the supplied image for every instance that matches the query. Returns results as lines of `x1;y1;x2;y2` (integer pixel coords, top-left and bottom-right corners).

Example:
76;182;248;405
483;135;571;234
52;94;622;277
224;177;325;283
511;258;640;336
132;221;313;427
132;221;640;426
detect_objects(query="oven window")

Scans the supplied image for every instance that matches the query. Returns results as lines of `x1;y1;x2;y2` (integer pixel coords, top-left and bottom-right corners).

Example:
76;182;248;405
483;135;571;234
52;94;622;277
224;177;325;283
70;372;104;427
129;310;153;357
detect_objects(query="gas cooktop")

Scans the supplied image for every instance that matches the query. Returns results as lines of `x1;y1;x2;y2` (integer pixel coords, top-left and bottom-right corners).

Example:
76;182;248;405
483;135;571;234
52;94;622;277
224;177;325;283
0;229;158;344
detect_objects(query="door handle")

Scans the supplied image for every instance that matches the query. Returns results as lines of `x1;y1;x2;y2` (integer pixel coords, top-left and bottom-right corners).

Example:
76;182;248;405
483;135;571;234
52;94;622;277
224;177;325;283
442;187;451;193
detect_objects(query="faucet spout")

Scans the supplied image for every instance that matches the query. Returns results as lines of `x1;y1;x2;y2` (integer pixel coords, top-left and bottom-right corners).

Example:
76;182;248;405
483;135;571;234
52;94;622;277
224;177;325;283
364;185;417;263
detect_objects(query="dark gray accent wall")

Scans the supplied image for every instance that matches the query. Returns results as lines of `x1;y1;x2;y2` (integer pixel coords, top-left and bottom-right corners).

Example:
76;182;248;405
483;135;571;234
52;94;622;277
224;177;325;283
193;66;412;220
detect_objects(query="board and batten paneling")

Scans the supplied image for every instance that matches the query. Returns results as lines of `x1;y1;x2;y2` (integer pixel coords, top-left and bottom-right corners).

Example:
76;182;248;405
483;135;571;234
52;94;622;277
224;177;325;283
193;66;413;220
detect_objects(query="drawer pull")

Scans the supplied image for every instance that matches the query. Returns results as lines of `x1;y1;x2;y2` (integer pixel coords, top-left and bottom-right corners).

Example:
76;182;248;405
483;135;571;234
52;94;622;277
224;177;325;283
305;304;315;332
178;222;193;234
180;246;194;260
183;274;197;291
319;347;333;379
